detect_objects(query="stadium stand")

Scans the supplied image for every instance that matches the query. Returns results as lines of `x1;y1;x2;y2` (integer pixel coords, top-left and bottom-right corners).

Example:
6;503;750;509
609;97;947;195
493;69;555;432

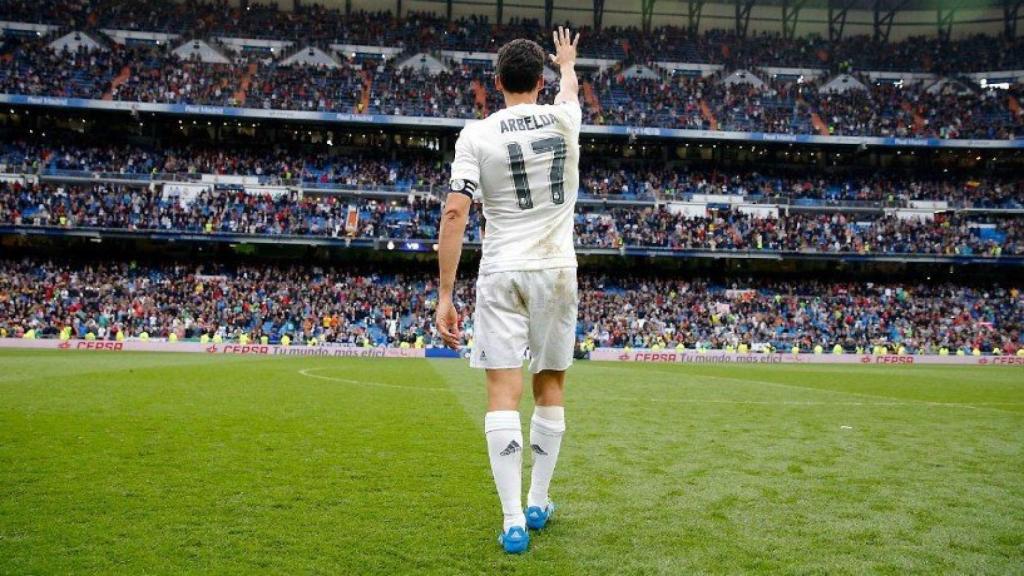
3;3;1023;71
0;258;1020;355
0;0;1021;356
1;180;1020;255
2;6;1023;139
2;141;1022;207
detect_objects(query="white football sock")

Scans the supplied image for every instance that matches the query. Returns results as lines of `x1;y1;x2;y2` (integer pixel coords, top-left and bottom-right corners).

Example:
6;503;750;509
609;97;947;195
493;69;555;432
485;410;526;531
527;405;565;509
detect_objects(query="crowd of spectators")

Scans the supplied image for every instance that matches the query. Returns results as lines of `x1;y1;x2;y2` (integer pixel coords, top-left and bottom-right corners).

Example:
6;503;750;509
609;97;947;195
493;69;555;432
581;164;1024;208
0;38;243;105
586;69;1022;139
0;258;457;347
2;3;1021;359
577;275;1022;354
2;26;1023;138
1;181;1019;256
1;257;1020;355
575;205;1020;256
109;50;241;105
0;141;445;191
0;39;128;98
3;1;1024;71
0;182;473;241
3;140;1021;207
363;62;487;118
246;59;363;112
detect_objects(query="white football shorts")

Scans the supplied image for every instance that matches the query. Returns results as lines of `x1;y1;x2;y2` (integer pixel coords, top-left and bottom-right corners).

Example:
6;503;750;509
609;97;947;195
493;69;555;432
470;267;578;373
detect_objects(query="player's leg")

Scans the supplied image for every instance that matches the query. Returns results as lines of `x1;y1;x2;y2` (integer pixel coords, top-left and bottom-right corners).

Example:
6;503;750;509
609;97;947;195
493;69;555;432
472;272;531;552
485;369;527;536
523;268;577;529
526;370;566;529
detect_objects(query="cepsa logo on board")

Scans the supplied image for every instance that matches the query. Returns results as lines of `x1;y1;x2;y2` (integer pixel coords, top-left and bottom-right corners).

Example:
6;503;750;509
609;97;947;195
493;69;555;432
622;352;679;363
219;345;271;355
983;356;1024;366
870;355;915;364
74;341;124;351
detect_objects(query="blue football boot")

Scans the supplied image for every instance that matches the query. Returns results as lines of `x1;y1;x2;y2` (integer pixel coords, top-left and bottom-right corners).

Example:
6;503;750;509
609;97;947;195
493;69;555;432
525;502;555;530
498;525;530;554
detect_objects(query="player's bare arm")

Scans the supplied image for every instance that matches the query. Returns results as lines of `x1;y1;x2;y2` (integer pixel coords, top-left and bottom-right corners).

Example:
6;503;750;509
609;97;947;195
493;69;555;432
549;26;579;104
435;192;471;349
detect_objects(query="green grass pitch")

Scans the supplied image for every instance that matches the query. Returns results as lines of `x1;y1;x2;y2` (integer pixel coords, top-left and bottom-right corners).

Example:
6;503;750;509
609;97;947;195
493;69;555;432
1;350;1022;575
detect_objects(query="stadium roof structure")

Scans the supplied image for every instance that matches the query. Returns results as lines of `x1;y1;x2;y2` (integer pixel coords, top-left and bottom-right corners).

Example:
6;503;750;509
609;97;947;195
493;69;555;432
412;0;1021;40
721;0;1018;40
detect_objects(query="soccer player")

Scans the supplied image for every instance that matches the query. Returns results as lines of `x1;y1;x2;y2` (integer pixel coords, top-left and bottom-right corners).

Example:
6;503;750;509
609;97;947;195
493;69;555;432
435;27;581;554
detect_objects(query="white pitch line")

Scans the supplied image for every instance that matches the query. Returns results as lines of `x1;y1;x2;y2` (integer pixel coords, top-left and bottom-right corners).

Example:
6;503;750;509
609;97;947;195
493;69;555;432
299;367;1023;412
601;396;912;406
594;364;1023;414
593;395;1023;410
687;373;1024;413
297;367;449;391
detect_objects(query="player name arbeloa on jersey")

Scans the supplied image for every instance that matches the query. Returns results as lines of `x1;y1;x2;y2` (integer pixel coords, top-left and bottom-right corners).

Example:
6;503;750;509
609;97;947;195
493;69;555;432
499;114;558;134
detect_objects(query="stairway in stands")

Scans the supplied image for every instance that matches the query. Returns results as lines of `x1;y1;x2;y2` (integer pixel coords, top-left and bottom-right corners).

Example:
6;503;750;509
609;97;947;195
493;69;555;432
582;81;601;116
471;78;489;116
1009;95;1022;119
102;65;131;100
232;61;258;106
357;69;372;113
699;100;719;130
810;112;830;136
901;101;926;134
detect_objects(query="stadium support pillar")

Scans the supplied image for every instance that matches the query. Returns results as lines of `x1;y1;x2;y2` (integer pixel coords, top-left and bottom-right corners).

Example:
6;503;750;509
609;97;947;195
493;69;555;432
497;0;504;24
396;0;402;18
446;0;452;20
781;0;808;39
641;0;657;34
593;0;606;30
828;0;856;42
937;4;959;43
873;0;910;43
688;0;706;34
345;0;351;16
1007;0;1022;38
735;0;755;38
545;0;554;29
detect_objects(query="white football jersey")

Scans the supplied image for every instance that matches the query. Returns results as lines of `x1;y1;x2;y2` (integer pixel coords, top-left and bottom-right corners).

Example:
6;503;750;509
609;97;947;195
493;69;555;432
450;101;582;275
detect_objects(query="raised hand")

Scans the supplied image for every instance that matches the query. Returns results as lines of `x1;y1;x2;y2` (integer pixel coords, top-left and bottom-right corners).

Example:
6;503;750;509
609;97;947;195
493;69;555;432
549;26;579;68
